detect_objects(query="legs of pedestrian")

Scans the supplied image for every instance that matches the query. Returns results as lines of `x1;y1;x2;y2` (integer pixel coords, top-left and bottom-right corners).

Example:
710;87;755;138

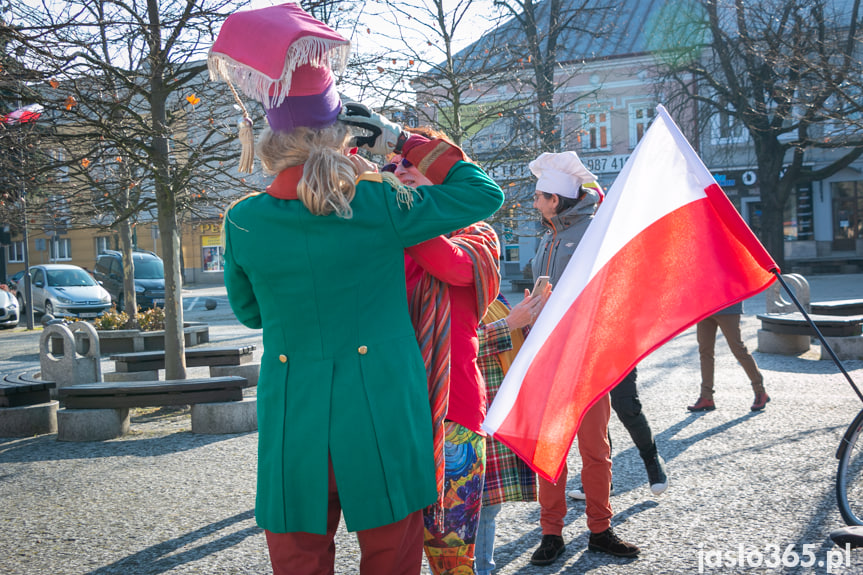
423;421;486;575
357;510;425;575
474;503;501;575
266;458;426;575
265;459;341;575
714;314;770;411
610;368;668;495
689;318;718;411
532;465;568;566
580;395;640;557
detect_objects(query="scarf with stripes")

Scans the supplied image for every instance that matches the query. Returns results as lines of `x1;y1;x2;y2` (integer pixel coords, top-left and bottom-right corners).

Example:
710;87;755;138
408;221;501;517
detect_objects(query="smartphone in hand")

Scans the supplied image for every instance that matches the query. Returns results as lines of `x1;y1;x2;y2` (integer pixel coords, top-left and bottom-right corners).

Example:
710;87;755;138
532;275;550;298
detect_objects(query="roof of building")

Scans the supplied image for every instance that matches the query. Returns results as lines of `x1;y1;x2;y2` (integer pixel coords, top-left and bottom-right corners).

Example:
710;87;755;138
450;0;667;74
450;0;859;75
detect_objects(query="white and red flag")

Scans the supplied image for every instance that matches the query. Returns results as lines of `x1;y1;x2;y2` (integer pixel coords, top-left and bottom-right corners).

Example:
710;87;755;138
482;105;778;482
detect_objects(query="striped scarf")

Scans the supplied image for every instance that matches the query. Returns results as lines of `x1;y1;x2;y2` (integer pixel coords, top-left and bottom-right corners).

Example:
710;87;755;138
408;222;501;513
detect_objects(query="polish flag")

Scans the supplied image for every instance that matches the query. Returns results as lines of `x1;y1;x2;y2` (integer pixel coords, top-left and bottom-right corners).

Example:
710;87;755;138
482;105;778;482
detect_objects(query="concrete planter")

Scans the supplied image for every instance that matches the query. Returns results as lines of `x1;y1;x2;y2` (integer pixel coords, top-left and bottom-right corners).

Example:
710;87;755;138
50;322;210;355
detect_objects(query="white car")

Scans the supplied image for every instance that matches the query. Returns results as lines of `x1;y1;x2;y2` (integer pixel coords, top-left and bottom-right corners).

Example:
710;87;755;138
17;264;112;319
0;287;18;328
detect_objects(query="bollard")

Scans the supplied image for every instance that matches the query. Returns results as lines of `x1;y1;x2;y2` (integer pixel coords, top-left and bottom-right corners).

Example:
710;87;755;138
39;322;102;391
765;273;810;314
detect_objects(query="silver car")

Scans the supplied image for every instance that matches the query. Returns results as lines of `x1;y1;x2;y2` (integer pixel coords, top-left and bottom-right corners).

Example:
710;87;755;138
17;264;112;319
0;287;18;328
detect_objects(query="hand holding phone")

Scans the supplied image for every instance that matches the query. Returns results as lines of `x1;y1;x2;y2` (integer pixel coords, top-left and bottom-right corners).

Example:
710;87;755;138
532;276;550;298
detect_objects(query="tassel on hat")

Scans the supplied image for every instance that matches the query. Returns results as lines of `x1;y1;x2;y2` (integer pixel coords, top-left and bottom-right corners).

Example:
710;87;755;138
237;117;255;174
226;79;256;174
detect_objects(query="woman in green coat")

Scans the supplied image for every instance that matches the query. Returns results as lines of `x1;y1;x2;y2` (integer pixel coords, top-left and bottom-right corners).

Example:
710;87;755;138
224;122;502;572
213;9;502;571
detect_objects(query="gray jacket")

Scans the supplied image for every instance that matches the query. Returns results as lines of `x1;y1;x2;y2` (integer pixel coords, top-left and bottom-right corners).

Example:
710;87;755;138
532;189;601;285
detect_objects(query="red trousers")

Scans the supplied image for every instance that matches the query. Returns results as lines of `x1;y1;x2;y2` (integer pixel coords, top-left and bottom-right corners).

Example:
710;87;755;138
265;460;424;575
538;394;612;534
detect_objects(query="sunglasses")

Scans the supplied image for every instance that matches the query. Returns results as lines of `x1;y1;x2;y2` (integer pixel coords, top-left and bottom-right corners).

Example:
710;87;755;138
381;157;413;173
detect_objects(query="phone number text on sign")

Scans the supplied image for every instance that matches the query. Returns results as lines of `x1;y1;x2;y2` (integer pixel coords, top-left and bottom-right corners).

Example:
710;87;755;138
698;543;852;573
582;154;630;174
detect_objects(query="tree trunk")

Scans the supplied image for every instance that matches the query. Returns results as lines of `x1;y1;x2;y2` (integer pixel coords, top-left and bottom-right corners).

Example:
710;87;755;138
118;218;138;318
753;136;790;271
158;204;186;380
147;0;185;380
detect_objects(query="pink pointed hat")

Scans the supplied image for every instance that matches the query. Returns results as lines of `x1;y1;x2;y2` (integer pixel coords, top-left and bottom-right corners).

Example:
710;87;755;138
208;2;350;132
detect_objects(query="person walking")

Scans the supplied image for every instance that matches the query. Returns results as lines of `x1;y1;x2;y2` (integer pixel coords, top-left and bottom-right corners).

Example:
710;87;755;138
210;6;504;573
688;301;769;412
527;151;639;566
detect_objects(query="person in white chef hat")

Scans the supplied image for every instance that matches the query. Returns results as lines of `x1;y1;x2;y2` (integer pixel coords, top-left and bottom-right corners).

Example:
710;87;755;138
525;151;644;566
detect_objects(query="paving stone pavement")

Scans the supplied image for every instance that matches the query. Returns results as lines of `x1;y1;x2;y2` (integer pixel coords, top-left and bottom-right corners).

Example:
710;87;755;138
1;274;862;574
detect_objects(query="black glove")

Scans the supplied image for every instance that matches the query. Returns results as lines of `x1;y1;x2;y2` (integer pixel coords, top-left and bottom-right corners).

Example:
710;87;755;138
338;102;409;156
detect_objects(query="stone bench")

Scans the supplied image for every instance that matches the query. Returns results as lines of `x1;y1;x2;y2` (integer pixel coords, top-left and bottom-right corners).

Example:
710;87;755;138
57;376;256;441
509;278;534;292
93;322;210;354
0;372;58;437
757;312;863;359
106;345;258;385
811;299;863;316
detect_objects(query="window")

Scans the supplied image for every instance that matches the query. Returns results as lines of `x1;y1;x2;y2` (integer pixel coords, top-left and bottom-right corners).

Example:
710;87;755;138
7;241;25;263
96;237;111;254
832;180;863;251
50;149;70;182
202;236;224;272
710;104;747;144
49;237;72;261
579;107;611;152
629;105;655;148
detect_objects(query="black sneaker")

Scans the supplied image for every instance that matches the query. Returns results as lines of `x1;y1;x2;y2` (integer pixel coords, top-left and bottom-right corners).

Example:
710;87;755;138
530;534;566;566
644;454;668;495
588;527;640;557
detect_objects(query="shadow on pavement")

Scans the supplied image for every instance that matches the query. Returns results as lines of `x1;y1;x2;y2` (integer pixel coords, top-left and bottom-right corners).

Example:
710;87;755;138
86;509;261;575
0;428;252;464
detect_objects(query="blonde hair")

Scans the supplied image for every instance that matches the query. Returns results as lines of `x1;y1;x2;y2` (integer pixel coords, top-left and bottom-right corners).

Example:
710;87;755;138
257;122;356;218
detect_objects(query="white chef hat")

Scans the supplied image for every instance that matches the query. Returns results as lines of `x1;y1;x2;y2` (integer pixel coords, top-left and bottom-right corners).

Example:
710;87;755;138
528;151;598;198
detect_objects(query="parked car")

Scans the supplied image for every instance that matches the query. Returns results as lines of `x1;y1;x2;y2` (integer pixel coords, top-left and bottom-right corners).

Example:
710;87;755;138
5;269;25;294
0;286;19;328
16;264;112;319
94;249;165;310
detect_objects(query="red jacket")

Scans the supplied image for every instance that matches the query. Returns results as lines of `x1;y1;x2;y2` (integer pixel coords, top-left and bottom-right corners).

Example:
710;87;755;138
406;236;486;434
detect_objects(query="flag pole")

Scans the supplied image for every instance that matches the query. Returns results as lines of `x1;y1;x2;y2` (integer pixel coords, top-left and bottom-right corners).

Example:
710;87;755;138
772;270;863;402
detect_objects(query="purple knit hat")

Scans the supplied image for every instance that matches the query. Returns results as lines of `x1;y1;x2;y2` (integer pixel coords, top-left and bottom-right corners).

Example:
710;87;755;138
208;3;350;132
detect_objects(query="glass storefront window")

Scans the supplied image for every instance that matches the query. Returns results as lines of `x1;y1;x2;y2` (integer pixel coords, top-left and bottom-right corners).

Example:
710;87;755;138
832;181;863;251
202;236;224;272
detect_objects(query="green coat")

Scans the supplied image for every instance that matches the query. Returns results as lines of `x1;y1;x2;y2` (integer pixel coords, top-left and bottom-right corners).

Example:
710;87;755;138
223;162;504;534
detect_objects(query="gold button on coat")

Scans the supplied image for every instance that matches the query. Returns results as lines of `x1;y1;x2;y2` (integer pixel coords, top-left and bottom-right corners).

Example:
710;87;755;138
278;354;287;363
358;346;368;355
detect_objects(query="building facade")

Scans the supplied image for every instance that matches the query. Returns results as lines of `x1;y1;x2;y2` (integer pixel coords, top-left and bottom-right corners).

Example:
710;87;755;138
423;0;863;276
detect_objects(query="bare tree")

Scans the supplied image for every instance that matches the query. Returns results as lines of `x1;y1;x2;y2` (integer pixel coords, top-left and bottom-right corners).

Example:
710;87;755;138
10;0;257;378
0;21;44;242
373;0;615;235
652;0;863;269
